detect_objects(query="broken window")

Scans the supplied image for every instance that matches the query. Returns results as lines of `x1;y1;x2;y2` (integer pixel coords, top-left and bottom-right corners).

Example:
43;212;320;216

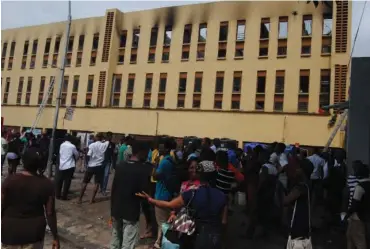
44;38;51;54
120;30;127;48
198;23;207;42
278;17;288;39
299;70;310;93
183;24;192;44
23;41;29;55
92;34;99;50
150;28;158;46
132;29;140;48
323;13;333;36
236;20;246;41
302;15;312;36
219;22;228;41
54;38;60;53
260;18;270;39
78;35;85;51
164;26;172;46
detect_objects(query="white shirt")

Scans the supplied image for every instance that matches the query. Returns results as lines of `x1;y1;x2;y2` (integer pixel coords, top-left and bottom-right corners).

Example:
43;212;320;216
1;137;8;156
59;141;79;170
307;154;326;180
210;145;217;153
260;163;278;176
87;141;109;167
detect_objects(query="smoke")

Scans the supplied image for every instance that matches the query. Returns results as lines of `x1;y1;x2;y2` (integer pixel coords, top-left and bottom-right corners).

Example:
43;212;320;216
165;6;177;28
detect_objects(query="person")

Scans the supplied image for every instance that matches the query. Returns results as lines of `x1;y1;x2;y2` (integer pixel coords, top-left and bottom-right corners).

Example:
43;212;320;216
284;157;314;244
6;133;22;175
180;158;201;193
137;162;228;249
151;138;175;249
101;131;115;195
344;161;370;249
77;133;109;204
307;147;325;209
1;130;8;176
118;136;127;163
123;136;133;162
56;134;79;200
199;147;217;187
110;140;152;249
211;138;220;154
1;147;60;249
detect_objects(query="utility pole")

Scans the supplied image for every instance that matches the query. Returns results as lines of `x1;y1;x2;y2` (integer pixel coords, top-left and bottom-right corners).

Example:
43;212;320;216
47;0;72;178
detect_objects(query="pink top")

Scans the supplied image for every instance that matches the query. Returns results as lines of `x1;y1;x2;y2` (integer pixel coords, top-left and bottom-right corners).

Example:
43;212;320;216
180;180;201;194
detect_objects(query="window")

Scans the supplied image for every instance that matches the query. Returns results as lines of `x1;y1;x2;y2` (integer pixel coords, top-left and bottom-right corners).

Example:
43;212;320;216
236;20;246;41
298;95;309;112
21;57;27;69
233;72;242;93
78;35;85;51
92;33;99;50
179;73;187;93
215;72;224;93
322;36;332;54
2;43;7;57
302;15;312;36
182;50;189;60
132;29;140;48
127;74;135;92
23;41;29;55
65;53;71;67
143;98;151;108
275;71;285;94
87;75;94;92
18;78;24;91
177;97;185;108
118;49;125;64
90;51;97;65
10;42;16;56
259;40;268;57
85;95;92;106
159;73;167;93
164;26;172;46
73;76;79;92
39;77;45;92
260;18;270;39
157;95;165;108
148;49;155;62
42;55;48;67
145;74;153;92
197;44;205;60
277;45;287;56
3;78;11;104
150;28;158;46
299;70;310;94
63;76;69;92
214;94;223;109
192;98;201;108
256;71;266;93
278;17;288;39
26;77;32;92
71;93;78;106
30;56;36;69
47;76;54;105
231;98;240;110
32;40;38;54
25;93;31;105
130;50;137;64
162;47;170;62
68;36;74;52
52;55;58;67
301;38;311;55
120;30;127;48
111;74;122;107
183;24;192;44
54;37;60;53
255;99;265;110
274;101;283;112
125;95;132;107
235;43;244;58
7;58;13;70
320;69;331;108
76;52;82;66
219;22;228;41
323;13;333;36
61;94;67;106
218;46;227;58
198;23;207;42
1;59;4;70
194;72;202;93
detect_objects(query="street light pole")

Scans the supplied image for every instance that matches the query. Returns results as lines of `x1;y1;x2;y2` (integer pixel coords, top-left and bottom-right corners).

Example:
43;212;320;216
47;0;72;178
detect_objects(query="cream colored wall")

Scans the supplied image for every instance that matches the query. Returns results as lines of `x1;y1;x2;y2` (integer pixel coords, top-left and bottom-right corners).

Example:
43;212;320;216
1;1;351;147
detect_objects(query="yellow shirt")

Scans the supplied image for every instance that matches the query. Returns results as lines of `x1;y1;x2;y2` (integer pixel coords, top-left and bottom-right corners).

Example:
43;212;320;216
150;150;176;183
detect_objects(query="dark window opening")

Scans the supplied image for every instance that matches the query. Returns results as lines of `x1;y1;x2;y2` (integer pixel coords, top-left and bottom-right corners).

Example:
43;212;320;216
218;49;226;58
118;55;124;63
68;37;74;52
274;101;283;111
183;25;192;44
54;38;60;53
114;77;121;93
162;52;169;62
157;99;165;108
182;51;189;60
179;78;187;93
278;46;287;56
214;100;222;109
87;77;94;92
92;34;99;50
127;78;135;92
145;78;152;92
164;26;172;46
177;99;185;108
78;35;85;50
257;76;266;93
148;53;155;62
126;98;133;108
235;48;244;57
260;21;270;39
259;47;268;57
2;43;7;57
299;75;310;93
130;53;137;63
73;78;79;92
194;78;202;93
44;39;51;54
143;99;151;108
159;78;167;92
198;23;207;42
193;99;201;108
132;29;140;48
301;46;311;54
23;41;29;55
219;23;228;41
233;76;241;93
215;76;224;93
150;28;158;46
231;100;240;110
275;76;285;93
255;100;265;110
120;31;127;48
10;42;16;56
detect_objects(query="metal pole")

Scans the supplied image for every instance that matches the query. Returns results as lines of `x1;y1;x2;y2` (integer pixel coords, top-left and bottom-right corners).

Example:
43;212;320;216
47;0;72;178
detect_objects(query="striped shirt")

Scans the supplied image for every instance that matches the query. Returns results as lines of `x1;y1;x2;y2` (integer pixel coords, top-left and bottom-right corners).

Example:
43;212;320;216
347;175;359;209
216;163;244;194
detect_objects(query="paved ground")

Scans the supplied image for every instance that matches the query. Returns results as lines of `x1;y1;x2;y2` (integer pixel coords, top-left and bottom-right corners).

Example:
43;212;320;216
2;162;346;249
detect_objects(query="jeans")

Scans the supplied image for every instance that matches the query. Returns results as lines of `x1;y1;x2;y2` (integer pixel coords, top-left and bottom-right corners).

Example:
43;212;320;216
1;155;5;174
110;218;139;249
194;225;222;249
101;161;112;192
55;167;75;199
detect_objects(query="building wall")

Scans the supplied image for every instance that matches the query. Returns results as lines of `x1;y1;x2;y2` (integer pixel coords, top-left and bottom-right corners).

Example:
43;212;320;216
1;1;351;147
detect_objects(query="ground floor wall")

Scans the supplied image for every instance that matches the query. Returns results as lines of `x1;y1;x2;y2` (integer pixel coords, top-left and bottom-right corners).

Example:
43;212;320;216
1;106;344;148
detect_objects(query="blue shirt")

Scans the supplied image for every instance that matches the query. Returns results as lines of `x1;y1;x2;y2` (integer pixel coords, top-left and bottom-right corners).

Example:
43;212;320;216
155;155;173;201
182;186;226;226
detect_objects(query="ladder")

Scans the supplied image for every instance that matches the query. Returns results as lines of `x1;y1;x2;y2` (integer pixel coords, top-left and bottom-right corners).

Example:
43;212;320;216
29;76;56;133
324;109;348;152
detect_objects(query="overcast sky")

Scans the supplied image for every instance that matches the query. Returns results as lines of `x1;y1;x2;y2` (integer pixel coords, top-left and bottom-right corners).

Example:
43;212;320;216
1;1;369;57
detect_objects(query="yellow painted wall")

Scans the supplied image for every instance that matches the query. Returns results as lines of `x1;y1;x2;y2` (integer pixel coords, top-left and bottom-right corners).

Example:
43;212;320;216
1;1;351;147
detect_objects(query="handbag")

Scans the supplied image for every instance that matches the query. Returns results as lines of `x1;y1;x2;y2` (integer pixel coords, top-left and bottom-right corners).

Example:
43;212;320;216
286;184;313;249
171;190;196;236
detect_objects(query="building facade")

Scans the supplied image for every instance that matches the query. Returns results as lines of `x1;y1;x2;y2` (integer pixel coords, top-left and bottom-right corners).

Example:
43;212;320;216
1;1;351;147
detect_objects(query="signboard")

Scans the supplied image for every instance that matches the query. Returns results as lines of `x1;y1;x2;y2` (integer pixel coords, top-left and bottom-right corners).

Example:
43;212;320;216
64;106;75;121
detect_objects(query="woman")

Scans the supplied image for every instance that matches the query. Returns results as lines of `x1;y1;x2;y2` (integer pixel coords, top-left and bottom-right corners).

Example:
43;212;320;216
180;159;201;193
2;147;60;249
6;133;22;175
284;158;314;244
137;163;227;249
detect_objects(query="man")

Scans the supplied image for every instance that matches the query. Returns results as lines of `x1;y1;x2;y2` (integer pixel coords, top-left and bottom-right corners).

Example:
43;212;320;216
1;131;8;175
345;161;370;249
118;136;127;163
110;140;151;249
101;131;115;195
78;133;108;204
152;139;175;249
56;134;79;200
307;147;325;209
123;136;133;162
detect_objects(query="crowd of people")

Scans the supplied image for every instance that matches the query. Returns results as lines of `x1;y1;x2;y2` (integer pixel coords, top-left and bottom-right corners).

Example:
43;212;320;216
1;129;370;249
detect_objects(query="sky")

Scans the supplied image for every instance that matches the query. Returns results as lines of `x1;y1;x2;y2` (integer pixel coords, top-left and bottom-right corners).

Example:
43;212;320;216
1;1;369;57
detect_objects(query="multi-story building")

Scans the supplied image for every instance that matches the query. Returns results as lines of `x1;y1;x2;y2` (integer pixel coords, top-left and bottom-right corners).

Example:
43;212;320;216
1;1;351;147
